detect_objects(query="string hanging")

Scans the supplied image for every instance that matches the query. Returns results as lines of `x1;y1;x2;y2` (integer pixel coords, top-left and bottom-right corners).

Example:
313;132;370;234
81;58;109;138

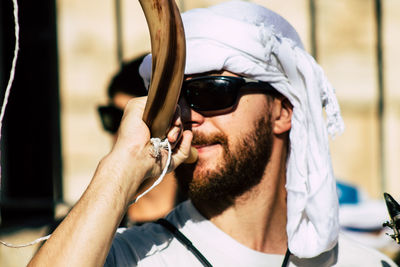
0;0;173;249
0;234;51;248
130;137;172;205
0;0;20;194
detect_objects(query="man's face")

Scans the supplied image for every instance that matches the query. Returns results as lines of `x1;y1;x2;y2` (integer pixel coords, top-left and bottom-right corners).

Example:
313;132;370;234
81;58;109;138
175;71;275;212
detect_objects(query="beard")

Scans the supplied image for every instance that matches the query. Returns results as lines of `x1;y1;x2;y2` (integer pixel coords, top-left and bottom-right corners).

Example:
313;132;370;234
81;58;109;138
174;114;274;216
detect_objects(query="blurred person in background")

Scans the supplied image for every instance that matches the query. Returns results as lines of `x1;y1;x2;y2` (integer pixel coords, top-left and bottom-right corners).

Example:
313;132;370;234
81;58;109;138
98;54;184;226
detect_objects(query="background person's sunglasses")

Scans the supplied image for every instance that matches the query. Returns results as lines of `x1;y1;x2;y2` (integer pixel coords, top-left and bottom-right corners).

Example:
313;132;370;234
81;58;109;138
98;104;124;134
181;76;277;112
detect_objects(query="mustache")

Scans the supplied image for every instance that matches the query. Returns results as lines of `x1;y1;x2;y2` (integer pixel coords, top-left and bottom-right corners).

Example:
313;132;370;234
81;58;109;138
192;131;228;147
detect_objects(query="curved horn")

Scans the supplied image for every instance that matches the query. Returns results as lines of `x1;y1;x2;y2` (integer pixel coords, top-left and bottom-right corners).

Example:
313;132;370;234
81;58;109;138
139;0;197;163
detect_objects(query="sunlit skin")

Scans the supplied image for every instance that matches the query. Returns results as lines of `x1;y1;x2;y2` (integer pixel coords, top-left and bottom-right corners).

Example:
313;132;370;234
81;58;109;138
178;70;292;253
112;92;178;223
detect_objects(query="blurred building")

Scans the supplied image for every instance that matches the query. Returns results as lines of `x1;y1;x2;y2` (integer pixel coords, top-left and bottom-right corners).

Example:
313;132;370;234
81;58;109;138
58;0;400;203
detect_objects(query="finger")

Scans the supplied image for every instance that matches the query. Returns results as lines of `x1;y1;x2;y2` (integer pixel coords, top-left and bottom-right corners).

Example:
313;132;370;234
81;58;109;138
113;96;151;153
168;129;193;171
167;125;183;149
122;96;148;122
167;105;183;149
172;105;181;126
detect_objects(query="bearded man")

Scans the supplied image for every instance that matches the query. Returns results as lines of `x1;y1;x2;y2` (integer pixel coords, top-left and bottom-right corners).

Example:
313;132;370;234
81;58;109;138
29;1;396;266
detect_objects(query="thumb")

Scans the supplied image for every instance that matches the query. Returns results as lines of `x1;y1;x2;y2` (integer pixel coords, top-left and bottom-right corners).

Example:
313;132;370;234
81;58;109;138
169;130;193;171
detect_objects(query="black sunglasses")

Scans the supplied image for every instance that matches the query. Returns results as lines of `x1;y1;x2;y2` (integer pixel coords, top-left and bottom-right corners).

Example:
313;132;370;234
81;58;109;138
98;76;276;133
181;76;276;112
97;104;124;134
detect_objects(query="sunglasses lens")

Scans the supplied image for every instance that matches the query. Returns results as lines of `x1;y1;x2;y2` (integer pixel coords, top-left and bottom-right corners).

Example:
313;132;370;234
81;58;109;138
183;78;239;111
98;105;123;133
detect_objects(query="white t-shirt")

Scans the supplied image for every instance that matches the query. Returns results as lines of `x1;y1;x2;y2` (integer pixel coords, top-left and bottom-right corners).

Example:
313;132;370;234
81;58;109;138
105;200;397;267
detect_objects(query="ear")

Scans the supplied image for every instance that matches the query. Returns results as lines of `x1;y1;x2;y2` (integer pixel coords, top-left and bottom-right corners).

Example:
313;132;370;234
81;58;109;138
272;97;293;135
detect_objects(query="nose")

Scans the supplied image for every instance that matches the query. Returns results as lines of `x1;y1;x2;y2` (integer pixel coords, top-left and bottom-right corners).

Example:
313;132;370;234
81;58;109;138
179;97;205;130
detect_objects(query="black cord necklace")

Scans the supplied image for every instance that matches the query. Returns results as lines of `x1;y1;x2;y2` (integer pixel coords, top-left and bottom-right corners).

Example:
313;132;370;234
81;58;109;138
155;218;291;267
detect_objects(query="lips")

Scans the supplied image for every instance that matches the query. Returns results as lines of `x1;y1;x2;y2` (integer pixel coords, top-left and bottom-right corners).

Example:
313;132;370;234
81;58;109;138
193;143;220;154
193;143;214;149
191;131;228;154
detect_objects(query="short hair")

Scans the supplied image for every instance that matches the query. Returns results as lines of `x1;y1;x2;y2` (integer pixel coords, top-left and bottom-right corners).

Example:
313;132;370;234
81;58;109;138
107;54;148;99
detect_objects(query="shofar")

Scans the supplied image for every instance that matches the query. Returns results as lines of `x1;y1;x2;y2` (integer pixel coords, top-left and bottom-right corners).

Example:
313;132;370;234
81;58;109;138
139;0;197;163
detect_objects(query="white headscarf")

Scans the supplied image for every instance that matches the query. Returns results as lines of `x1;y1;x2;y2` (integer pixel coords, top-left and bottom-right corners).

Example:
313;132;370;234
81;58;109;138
140;0;344;258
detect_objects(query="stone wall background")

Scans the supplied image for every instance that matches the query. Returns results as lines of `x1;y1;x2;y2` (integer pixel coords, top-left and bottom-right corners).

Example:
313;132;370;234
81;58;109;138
58;0;400;204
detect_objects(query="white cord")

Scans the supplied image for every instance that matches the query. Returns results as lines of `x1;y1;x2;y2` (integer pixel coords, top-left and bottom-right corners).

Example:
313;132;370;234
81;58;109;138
130;138;172;204
0;0;27;248
0;234;50;248
0;0;54;250
0;0;20;194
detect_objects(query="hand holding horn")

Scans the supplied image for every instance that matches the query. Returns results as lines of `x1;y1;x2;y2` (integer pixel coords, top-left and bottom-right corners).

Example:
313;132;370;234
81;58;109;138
139;0;197;164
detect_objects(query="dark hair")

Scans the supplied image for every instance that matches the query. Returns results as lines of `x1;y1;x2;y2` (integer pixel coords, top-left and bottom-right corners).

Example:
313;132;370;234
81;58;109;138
107;54;148;99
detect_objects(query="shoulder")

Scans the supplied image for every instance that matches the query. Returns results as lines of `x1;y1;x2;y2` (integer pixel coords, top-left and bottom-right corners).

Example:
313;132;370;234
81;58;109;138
289;233;397;267
105;201;198;266
335;233;397;266
105;222;170;266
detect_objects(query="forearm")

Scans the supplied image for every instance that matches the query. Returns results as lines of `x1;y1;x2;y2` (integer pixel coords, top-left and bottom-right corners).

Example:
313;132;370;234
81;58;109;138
28;97;191;266
28;151;146;267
